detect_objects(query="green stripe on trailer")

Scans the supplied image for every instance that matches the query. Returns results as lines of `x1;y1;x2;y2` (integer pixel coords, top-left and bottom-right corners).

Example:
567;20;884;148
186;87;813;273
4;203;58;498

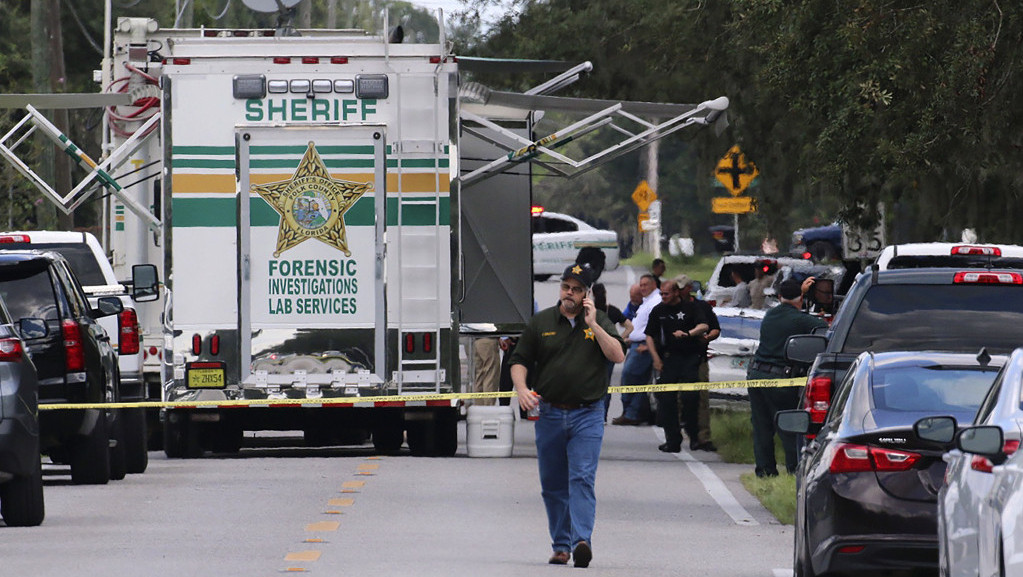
172;197;450;227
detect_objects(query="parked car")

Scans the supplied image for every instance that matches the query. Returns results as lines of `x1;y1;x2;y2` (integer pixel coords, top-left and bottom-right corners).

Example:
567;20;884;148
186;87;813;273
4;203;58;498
912;348;1023;577
0;231;149;472
707;306;762;384
777;350;1005;577
531;208;619;281
0;251;123;484
874;242;1023;271
791;223;843;262
703;253;845;307
0;298;43;526
787;267;1023;437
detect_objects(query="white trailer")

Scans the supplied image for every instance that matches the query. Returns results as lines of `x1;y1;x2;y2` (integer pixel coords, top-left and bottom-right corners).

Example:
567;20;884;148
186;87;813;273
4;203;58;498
0;11;728;457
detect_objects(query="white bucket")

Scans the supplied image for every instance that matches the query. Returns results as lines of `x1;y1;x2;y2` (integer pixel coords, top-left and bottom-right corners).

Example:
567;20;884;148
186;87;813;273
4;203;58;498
466;405;515;457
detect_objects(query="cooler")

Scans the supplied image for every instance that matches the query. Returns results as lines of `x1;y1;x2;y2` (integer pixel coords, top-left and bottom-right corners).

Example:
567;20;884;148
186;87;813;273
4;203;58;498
466;405;515;457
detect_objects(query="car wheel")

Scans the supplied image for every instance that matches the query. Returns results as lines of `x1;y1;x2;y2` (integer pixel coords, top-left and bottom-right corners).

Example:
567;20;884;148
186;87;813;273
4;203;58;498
108;410;128;481
70;410;111;485
122;407;149;473
794;519;817;577
0;447;45;527
533;274;551;282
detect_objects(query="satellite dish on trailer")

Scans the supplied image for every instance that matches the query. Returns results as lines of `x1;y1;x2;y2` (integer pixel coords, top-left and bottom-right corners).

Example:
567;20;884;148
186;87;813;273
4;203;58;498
241;0;301;14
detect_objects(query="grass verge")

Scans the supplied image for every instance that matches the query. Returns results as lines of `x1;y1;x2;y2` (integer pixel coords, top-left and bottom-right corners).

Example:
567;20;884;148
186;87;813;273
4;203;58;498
621;251;719;286
710;407;796;525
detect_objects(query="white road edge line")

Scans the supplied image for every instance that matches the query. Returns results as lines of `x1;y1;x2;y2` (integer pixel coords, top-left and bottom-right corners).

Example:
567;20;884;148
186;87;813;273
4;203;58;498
653;428;759;526
772;569;793;577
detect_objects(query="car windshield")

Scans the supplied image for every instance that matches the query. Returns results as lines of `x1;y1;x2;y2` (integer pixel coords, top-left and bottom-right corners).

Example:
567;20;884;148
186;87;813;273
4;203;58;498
842;284;1023;354
0;242;107;286
871;365;999;415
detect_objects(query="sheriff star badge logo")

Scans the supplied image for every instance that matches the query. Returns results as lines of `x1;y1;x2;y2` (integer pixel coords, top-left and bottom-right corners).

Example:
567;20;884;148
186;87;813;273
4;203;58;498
252;142;372;258
583;328;595;341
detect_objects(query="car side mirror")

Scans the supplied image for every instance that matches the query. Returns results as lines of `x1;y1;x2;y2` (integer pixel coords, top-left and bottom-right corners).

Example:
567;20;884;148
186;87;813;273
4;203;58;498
785;334;827;365
132;264;160;302
92;296;124;318
18;317;48;339
957;426;1004;459
775;410;811;435
914;415;958;444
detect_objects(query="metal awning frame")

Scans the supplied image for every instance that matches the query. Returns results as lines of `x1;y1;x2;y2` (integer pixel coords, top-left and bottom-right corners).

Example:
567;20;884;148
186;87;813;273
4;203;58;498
0;105;162;231
457;95;728;186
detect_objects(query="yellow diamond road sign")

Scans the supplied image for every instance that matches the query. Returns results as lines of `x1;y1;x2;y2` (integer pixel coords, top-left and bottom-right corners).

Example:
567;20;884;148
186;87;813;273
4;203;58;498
715;145;759;197
631;180;656;211
712;196;757;214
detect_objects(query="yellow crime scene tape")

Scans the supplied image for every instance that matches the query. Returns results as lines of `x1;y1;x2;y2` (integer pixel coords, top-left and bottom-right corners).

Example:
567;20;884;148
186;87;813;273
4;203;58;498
38;377;805;410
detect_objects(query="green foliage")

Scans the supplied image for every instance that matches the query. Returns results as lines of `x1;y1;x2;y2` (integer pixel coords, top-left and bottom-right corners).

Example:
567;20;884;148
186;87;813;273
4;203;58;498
740;471;796;525
466;0;1023;247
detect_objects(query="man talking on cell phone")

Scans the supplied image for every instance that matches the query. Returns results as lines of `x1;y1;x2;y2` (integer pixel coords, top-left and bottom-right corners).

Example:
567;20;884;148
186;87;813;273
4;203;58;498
510;263;626;568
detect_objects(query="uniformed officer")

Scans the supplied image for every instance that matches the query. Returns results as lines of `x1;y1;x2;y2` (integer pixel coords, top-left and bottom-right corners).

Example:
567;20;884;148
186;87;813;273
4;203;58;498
746;277;828;477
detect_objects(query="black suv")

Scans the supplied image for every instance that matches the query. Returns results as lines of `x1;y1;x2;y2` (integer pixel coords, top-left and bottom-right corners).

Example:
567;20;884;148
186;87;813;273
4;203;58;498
0;251;123;484
787;266;1023;435
0;299;43;526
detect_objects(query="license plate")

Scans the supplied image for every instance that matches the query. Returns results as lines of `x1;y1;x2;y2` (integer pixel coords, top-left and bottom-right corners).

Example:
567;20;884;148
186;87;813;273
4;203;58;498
187;362;226;388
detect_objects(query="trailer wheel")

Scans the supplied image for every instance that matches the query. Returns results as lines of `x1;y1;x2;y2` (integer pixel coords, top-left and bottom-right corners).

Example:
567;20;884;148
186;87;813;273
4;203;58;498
122;407;149;473
372;410;405;454
164;412;202;459
0;441;44;527
407;408;458;457
108;410;128;481
70;411;111;485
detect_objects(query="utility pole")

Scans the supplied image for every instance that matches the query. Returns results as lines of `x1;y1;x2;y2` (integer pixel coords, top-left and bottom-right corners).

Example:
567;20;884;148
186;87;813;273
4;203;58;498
646;139;661;259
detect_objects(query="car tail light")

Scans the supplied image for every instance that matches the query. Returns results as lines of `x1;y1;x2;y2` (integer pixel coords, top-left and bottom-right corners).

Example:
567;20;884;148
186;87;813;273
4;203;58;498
118;309;140;355
422;332;433;353
0;337;24;362
705;300;717;307
210;335;220;356
62;319;85;372
828;443;921;473
970;438;1021;473
837;545;866;554
951;245;1000;256
801;251;812;260
405;333;415;353
953;271;1023;285
805;375;832;424
192;334;202;356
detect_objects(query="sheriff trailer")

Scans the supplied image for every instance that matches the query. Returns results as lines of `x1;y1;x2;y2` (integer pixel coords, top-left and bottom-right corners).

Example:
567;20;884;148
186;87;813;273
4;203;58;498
112;17;459;456
0;10;728;458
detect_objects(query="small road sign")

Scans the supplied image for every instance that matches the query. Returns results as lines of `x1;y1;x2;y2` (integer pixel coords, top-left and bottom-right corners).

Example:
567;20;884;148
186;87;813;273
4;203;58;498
712;196;757;214
631;180;657;211
715;145;759;196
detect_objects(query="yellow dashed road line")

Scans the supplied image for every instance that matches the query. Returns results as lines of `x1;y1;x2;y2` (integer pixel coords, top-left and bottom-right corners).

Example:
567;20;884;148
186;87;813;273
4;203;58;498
284;551;322;562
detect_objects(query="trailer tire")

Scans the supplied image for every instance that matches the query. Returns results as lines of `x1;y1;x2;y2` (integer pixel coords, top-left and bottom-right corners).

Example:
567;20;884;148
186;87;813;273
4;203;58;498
372;411;405;453
164;412;202;459
209;425;242;454
122;407;149;473
0;450;44;527
407;408;458;457
70;411;111;485
108;411;128;481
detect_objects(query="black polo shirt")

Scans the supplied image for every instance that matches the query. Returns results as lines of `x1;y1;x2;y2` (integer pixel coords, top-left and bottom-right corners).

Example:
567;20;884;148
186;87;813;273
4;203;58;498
509;305;626;404
645;299;707;357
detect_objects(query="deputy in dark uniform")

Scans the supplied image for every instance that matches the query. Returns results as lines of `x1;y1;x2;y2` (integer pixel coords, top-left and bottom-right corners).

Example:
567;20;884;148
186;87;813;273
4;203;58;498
511;263;627;568
645;279;709;453
747;277;828;477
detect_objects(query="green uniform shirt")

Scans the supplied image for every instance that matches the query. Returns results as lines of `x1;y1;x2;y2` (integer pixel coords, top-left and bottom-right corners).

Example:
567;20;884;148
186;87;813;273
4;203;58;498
509;305;627;404
753;303;829;366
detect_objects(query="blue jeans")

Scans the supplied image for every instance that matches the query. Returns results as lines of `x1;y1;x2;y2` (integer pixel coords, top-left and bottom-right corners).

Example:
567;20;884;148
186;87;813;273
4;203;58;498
620;343;652;420
535;401;605;552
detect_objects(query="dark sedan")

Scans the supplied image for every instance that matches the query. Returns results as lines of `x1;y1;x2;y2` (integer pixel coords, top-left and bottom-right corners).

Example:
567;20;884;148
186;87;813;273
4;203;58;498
777;350;1004;577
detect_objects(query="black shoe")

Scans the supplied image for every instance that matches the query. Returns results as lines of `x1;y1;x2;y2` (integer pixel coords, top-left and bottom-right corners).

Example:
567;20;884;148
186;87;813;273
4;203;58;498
549;551;570;565
658;443;682;453
755;468;779;478
573;541;592;568
690;441;718;452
